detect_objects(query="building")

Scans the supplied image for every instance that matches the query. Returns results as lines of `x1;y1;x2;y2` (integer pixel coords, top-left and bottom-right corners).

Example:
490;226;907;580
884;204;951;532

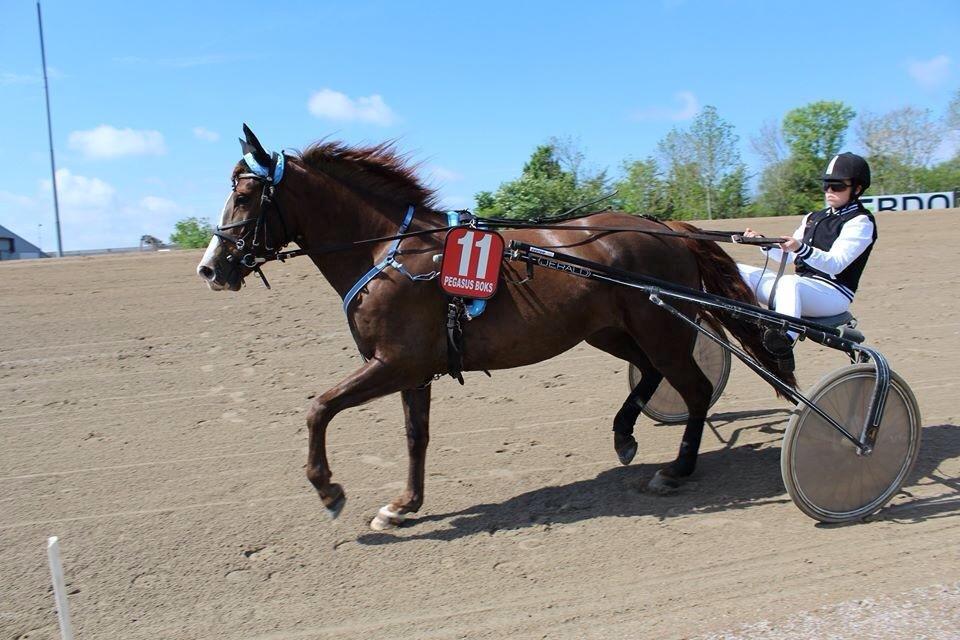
0;224;48;260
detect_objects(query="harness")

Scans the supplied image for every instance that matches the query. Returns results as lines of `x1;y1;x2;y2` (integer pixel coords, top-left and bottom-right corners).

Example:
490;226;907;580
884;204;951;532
341;205;416;315
218;138;788;385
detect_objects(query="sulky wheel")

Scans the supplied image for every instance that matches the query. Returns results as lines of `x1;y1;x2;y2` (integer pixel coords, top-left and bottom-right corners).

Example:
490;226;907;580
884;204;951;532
627;317;731;424
781;364;921;523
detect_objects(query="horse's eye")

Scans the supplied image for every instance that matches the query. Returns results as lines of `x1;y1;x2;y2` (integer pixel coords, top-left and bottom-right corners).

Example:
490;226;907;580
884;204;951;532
235;194;249;206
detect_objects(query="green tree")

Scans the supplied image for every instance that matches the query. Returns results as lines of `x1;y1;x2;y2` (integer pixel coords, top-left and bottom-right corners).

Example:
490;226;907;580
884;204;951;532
753;157;817;216
655;107;747;219
475;142;608;220
782;101;856;167
916;156;960;193
689;106;743;219
170;217;214;248
614;157;670;217
753;101;856;213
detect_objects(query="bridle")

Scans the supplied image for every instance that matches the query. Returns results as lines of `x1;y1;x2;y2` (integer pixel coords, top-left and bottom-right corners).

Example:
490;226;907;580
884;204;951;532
214;151;289;288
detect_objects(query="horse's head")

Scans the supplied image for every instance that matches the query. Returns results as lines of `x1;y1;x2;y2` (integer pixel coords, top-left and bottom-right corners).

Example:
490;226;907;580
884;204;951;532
197;124;292;291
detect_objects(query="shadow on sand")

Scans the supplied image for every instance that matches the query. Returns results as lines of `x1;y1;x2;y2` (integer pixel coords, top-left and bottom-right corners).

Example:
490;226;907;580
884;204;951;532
357;416;960;545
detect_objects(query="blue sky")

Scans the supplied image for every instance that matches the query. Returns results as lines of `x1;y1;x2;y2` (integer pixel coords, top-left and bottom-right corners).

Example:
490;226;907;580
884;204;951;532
1;0;957;250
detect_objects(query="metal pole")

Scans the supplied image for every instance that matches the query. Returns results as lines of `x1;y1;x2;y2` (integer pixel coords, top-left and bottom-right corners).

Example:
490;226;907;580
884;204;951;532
46;537;75;640
37;2;63;257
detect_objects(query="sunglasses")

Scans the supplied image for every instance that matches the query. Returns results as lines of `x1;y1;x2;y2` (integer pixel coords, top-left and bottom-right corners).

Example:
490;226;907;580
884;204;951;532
822;181;851;192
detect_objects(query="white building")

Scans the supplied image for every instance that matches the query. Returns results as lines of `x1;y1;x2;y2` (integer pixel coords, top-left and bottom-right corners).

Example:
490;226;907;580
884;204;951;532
0;224;48;260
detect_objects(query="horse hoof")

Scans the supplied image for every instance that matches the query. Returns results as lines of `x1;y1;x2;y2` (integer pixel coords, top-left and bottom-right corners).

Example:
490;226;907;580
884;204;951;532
323;489;347;520
648;469;682;494
370;505;409;531
616;439;638;466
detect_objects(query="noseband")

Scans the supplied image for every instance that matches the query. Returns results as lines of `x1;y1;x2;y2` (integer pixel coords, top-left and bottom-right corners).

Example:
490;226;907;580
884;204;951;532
214;152;288;288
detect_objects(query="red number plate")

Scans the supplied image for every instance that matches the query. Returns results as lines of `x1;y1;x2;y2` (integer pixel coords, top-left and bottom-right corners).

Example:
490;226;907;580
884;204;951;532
439;228;505;299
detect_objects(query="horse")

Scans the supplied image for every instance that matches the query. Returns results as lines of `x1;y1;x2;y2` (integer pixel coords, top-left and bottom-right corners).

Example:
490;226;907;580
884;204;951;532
197;126;795;530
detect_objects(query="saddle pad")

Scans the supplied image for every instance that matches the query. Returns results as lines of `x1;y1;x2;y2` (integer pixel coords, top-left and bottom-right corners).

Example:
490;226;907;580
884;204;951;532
439;228;504;299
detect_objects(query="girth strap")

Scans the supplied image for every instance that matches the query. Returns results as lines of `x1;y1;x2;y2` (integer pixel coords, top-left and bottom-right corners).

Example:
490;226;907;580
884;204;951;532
342;204;416;315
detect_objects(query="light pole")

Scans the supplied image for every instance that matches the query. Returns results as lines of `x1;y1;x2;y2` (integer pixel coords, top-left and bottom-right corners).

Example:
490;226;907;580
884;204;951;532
37;2;63;257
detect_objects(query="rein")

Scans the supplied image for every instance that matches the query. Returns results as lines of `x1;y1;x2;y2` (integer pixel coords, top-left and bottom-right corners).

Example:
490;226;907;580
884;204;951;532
265;218;779;265
220;144;781;291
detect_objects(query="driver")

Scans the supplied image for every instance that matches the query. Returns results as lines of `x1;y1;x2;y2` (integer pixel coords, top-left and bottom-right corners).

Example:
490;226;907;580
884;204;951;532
737;152;876;373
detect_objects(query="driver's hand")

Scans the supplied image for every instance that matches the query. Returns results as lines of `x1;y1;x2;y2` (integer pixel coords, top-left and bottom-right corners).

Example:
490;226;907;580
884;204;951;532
779;237;801;252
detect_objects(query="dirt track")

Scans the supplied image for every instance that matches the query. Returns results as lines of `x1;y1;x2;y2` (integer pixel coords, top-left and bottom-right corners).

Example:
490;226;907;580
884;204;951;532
2;209;958;639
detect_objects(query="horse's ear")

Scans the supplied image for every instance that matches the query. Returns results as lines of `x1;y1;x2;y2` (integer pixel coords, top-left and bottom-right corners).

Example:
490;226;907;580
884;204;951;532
240;123;270;166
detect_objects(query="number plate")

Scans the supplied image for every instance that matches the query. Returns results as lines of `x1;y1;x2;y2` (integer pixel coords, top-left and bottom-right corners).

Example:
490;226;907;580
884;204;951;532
439;228;505;299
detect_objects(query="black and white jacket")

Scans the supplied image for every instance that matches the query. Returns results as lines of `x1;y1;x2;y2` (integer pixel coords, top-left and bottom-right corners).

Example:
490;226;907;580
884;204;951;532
764;201;877;301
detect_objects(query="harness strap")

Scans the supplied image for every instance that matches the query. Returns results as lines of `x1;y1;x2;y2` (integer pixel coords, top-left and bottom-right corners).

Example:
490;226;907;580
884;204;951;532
342;204;416;315
767;254;789;311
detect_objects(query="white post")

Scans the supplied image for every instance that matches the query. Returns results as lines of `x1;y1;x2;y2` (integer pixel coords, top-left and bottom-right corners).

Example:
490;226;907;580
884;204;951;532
46;536;75;640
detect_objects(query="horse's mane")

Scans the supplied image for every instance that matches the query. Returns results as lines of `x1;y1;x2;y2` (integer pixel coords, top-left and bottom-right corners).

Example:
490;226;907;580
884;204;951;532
296;141;439;209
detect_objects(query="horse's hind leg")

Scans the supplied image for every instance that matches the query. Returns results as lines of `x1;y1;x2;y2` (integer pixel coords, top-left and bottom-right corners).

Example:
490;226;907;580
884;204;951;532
586;329;663;465
371;385;431;531
643;343;713;493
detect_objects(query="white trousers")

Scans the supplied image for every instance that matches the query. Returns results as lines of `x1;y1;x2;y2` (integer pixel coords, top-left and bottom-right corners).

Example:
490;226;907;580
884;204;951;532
737;264;851;336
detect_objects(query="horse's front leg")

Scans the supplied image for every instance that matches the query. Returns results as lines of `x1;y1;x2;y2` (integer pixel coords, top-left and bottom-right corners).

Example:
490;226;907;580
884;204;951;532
371;385;431;530
305;358;402;518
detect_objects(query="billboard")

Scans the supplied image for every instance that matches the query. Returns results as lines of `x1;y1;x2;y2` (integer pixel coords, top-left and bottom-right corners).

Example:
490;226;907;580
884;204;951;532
860;191;956;212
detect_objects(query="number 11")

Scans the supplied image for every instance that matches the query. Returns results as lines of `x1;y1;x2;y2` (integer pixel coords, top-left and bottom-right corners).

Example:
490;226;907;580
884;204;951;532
456;231;493;278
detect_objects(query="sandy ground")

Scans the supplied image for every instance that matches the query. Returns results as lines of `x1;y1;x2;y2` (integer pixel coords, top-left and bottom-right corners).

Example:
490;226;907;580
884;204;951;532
1;209;958;640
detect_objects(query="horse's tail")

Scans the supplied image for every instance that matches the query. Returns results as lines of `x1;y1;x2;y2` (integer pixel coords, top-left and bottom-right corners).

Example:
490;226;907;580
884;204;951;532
664;220;797;393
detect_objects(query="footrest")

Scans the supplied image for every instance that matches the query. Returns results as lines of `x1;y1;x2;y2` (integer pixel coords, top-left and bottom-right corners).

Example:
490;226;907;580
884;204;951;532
803;311;864;343
804;311;854;328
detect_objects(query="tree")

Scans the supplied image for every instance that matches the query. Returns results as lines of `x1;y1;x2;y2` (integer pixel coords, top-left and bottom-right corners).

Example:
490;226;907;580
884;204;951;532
688;106;742;219
918;156;960;192
170;217;214;248
750;120;812;216
767;101;857;212
475;142;608;220
751;120;787;166
858;106;947;192
614;157;670;217
782;101;856;167
947;88;960;133
655;107;747;219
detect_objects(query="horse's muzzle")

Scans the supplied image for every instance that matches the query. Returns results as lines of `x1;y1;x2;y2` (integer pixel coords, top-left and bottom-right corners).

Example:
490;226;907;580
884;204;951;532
197;263;242;291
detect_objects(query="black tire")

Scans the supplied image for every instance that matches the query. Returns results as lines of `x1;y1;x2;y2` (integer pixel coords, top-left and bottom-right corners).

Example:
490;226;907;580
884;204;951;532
781;364;921;523
627;318;731;424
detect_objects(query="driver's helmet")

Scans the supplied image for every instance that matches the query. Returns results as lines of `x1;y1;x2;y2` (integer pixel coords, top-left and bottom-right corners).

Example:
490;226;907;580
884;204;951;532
822;152;871;195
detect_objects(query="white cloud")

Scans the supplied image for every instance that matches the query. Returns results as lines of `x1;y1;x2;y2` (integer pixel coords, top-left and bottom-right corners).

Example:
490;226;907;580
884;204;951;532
43;169;116;209
193;126;220;142
907;55;951;89
0;67;62;86
307;88;398;126
0;170;193;251
0;190;36;208
139;196;179;214
631;91;700;122
68;125;167;159
0;71;39;85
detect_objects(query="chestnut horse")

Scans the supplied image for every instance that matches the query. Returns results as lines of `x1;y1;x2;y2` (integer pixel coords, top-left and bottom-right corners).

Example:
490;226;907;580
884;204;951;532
198;126;794;530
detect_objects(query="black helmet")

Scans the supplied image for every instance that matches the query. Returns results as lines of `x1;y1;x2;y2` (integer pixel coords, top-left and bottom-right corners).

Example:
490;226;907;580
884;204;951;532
822;152;871;194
